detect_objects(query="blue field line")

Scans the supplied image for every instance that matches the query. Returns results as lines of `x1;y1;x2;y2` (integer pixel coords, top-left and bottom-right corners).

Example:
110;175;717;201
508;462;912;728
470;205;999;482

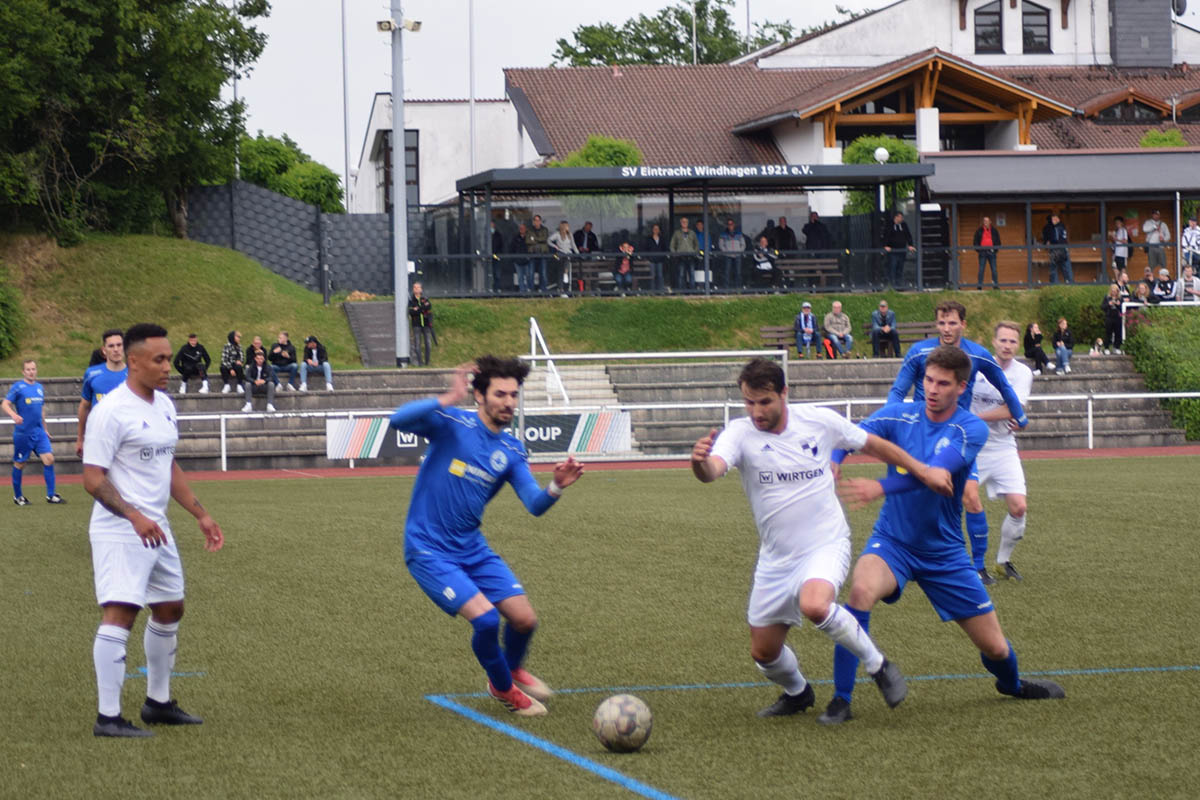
425;694;680;800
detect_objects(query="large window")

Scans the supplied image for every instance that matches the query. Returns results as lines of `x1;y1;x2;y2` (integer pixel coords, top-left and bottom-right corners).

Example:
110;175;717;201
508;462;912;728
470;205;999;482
404;130;419;208
1022;2;1051;53
975;1;1003;53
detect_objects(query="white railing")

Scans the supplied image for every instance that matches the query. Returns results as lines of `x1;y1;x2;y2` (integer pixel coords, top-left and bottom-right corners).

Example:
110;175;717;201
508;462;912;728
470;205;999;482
528;316;569;405
1120;299;1200;341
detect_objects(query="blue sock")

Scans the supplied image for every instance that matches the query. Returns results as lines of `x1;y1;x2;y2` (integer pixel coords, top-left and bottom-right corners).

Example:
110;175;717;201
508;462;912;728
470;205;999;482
470;609;512;691
833;606;871;702
503;622;536;671
981;641;1020;695
966;511;989;570
43;464;56;498
12;466;22;498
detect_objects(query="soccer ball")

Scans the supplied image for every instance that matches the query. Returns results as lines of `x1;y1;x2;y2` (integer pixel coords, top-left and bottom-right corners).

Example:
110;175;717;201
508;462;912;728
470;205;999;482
592;694;652;753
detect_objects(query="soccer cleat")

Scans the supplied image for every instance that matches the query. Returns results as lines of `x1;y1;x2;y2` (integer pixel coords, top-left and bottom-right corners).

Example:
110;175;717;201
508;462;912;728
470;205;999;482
1001;561;1024;581
94;714;154;738
299;383;308;392
997;678;1065;700
817;696;853;725
221;384;231;394
13;495;30;506
487;681;547;717
757;683;815;717
140;698;203;725
46;494;66;504
978;567;997;586
511;667;554;702
241;402;252;413
266;403;277;413
870;658;908;708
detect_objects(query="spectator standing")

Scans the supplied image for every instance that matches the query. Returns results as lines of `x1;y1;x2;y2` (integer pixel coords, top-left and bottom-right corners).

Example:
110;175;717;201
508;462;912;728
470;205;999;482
802;211;833;253
219;331;245;395
1142;210;1170;272
882;212;915;288
1116;269;1133;301
718;218;746;290
755;219;777;249
794;301;818;358
774;217;798;252
871;300;901;357
241;352;276;413
244;335;267;365
510;223;532;293
525;215;551;293
1023;322;1051;375
490;220;509;294
573;221;599;255
669;217;699;291
269;331;298;390
1152;268;1176;302
973;216;1001;289
694;220;712;288
1182;216;1200;269
1051;317;1074;374
1109;216;1130;278
612;241;635;294
1176;264;1200;302
172;334;211;394
299;336;334;392
1041;213;1073;284
751;235;780;289
1101;284;1124;354
642;223;668;291
408;282;435;367
824;300;854;357
547;220;578;296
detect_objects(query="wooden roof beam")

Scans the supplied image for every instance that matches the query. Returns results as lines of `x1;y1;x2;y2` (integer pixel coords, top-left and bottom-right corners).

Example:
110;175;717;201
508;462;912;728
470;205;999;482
1062;0;1071;29
936;83;1016;116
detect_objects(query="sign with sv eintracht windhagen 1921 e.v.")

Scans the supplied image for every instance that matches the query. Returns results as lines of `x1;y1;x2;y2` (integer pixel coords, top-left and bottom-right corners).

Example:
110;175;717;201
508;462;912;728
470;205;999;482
620;165;816;179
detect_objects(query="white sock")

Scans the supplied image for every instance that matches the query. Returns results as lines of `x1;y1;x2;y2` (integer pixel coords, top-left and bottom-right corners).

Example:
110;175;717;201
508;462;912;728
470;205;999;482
93;624;130;717
144;619;179;703
817;604;885;674
996;513;1026;564
755;644;808;695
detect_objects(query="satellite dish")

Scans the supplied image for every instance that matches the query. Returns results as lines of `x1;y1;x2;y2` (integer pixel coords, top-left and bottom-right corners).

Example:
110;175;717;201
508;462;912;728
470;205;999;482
1173;0;1187;17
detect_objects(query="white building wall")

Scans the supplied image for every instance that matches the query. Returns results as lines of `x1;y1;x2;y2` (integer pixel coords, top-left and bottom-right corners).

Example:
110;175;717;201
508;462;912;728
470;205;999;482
1176;22;1200;64
758;0;953;68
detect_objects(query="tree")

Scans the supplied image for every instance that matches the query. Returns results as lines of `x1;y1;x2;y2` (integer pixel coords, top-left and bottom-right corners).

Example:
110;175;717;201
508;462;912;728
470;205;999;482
239;132;345;214
552;0;793;66
841;135;918;216
548;135;643;220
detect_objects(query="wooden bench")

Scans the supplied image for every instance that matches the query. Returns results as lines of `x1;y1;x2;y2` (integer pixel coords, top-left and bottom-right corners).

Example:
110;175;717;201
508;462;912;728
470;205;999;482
1031;255;1105;283
861;320;938;357
759;325;837;358
775;257;842;288
573;258;654;293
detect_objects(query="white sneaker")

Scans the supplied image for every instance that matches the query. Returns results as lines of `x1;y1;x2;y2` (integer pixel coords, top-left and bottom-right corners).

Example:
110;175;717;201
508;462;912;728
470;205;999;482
1047;363;1056;371
283;383;292;391
237;384;244;394
1032;369;1041;376
221;384;231;394
1104;349;1110;355
299;383;307;392
241;402;252;412
1114;348;1122;354
199;382;209;394
266;403;277;413
178;383;187;394
326;382;334;392
1064;364;1072;374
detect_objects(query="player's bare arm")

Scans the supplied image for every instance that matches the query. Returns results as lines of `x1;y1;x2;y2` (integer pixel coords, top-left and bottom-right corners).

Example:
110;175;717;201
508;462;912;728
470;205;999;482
859;434;953;496
690;428;727;483
83;464;166;548
837;477;886;510
551;456;584;491
170;461;224;552
75;398;91;457
438;363;476;407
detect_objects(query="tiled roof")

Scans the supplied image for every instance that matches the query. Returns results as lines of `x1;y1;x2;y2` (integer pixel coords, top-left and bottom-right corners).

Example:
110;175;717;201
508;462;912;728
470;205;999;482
1031;118;1200;149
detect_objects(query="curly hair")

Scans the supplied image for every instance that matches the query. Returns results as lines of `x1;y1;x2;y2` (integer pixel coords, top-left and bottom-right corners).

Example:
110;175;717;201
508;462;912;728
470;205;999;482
473;355;531;395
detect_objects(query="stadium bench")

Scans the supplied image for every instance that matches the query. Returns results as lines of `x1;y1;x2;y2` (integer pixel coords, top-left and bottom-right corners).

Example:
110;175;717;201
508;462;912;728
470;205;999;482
574;258;653;293
861;320;938;357
775;257;842;288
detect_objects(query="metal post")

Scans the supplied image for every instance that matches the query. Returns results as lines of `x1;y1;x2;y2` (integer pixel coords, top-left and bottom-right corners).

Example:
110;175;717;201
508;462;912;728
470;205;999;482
219;415;227;472
949;201;959;289
341;0;352;210
915;196;924;291
390;0;410;367
702;183;711;295
484;184;493;292
1087;395;1094;449
1025;201;1033;287
1099;198;1107;284
1176;190;1182;276
468;0;476;175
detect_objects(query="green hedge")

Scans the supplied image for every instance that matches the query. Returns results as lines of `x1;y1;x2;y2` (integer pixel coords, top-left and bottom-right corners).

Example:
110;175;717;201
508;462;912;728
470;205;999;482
0;266;23;360
1035;285;1107;349
1123;307;1200;440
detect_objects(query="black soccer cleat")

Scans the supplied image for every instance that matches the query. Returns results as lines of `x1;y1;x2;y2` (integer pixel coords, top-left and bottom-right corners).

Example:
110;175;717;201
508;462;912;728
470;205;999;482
46;494;66;504
870;658;908;708
978;567;997;586
997;678;1065;700
1001;561;1023;581
13;495;30;506
94;714;154;738
817;696;854;725
757;683;815;717
140;698;203;725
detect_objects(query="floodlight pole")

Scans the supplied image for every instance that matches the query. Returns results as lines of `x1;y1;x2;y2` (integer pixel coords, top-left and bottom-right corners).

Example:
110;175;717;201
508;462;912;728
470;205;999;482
391;0;410;367
341;0;351;210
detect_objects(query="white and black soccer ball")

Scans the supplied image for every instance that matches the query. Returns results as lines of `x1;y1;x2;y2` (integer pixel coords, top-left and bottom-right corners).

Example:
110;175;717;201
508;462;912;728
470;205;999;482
592;694;652;753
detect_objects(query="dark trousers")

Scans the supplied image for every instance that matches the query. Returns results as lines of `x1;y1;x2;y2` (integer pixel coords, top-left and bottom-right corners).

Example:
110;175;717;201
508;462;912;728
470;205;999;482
1027;348;1049;372
1049;253;1073;284
977;251;998;286
722;254;743;289
178;363;207;381
872;329;901;357
220;364;244;387
1104;320;1123;350
412;325;434;366
886;250;907;287
648;259;664;290
674;256;696;290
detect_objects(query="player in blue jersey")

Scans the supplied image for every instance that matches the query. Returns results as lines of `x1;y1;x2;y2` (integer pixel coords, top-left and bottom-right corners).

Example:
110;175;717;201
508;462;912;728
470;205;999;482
76;329;127;459
819;346;1064;725
390;356;584;717
3;360;65;505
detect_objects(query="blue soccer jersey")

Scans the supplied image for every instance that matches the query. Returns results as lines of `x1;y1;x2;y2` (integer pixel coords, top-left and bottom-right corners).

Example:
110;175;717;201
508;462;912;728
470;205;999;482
858;401;989;556
887;337;1027;427
390;398;557;560
5;380;45;433
82;364;128;405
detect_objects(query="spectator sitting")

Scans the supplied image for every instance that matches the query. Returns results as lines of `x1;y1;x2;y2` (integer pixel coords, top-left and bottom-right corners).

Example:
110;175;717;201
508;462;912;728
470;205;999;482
612;241;635;294
750;235;780;289
823;300;854;358
220;330;245;395
774;216;798;252
718;218;745;290
870;300;901;358
245;334;267;365
173;333;211;394
299;335;334;392
669;217;699;291
1023;322;1051;375
1152;268;1176;302
241;352;276;413
573;221;599;255
1176;264;1200;302
1051;317;1075;374
269;330;299;390
802;211;832;252
794;301;818;358
548;219;578;295
642;223;668;291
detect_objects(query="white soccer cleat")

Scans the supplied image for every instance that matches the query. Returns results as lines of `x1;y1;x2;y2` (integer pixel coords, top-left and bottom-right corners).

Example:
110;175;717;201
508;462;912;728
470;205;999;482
511;667;554;702
241;402;252;412
266;403;277;413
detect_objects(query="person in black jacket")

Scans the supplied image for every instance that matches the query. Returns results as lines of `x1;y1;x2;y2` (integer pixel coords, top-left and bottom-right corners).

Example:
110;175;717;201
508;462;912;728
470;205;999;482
490;220;510;294
173;333;211;394
219;330;245;394
241;351;276;413
882;212;915;288
973;216;1001;289
573;221;599;254
510;223;532;293
1100;283;1124;354
1051;317;1074;374
1023;322;1051;375
642;223;668;291
408;282;435;366
299;335;334;392
269;331;298;390
802;211;833;253
774;216;798;252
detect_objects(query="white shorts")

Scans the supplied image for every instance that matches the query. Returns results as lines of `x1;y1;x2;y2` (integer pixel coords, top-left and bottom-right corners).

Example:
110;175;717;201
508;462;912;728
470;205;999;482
975;445;1026;501
747;538;850;628
91;538;185;607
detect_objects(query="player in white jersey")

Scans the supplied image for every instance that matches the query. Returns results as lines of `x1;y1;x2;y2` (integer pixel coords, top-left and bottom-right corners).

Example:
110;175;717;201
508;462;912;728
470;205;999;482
964;321;1032;583
82;324;225;738
691;358;952;717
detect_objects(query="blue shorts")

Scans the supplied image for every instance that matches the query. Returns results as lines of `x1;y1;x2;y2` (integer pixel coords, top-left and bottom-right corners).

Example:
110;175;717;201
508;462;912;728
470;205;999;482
13;429;52;463
861;534;994;622
406;546;525;616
